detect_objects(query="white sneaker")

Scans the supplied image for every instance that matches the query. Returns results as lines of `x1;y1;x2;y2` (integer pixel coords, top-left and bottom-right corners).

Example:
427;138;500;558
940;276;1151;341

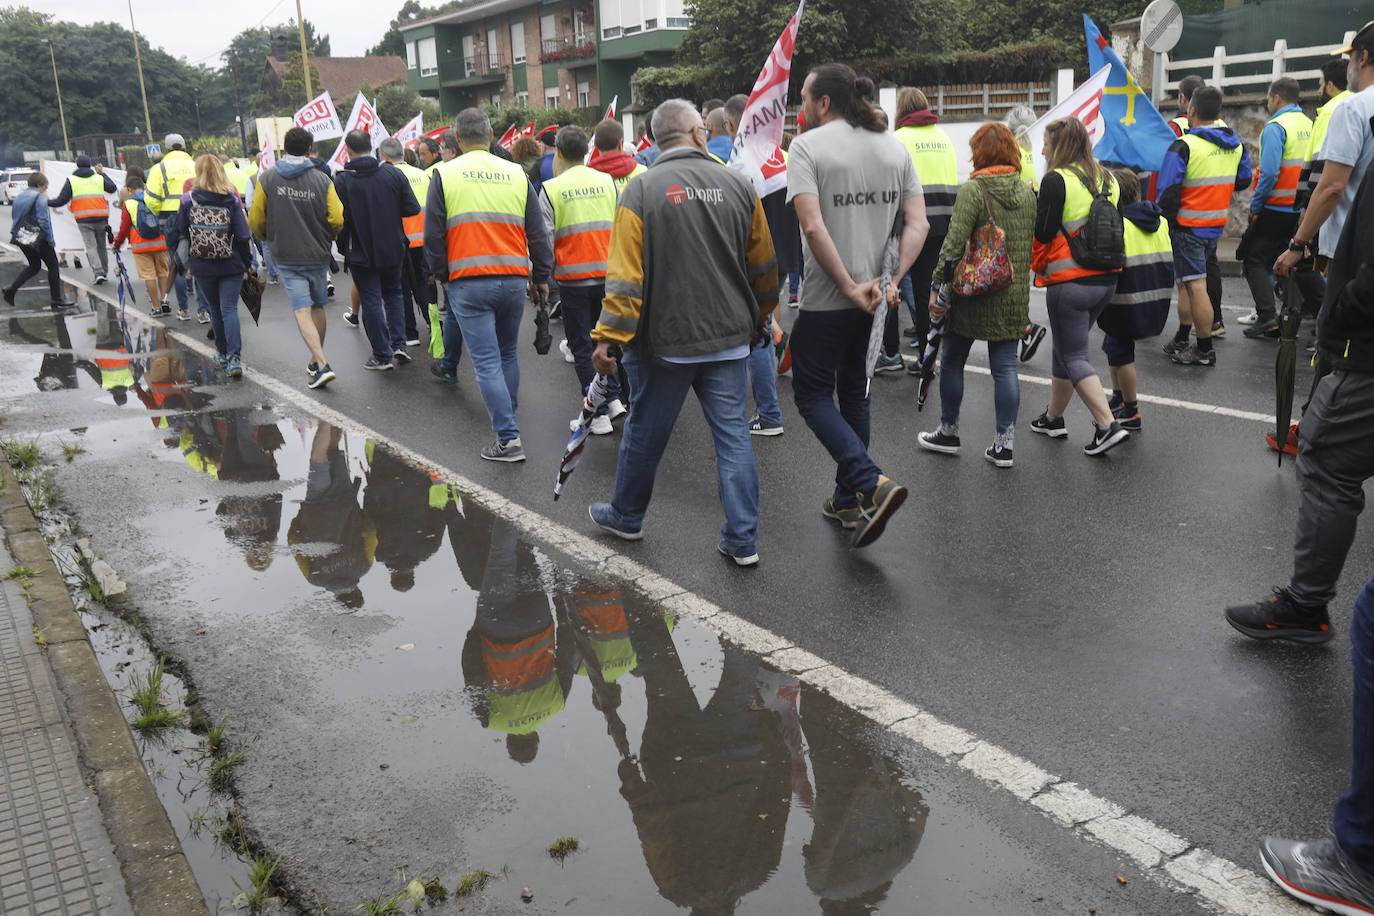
1238;309;1258;325
559;338;575;363
570;415;614;435
606;398;627;420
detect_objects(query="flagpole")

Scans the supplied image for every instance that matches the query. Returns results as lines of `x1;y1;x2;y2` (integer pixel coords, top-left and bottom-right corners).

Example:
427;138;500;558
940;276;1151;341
295;0;312;101
128;0;154;141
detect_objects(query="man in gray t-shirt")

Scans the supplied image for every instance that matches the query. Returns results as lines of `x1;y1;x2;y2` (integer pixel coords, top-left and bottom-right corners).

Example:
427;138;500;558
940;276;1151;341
786;64;928;550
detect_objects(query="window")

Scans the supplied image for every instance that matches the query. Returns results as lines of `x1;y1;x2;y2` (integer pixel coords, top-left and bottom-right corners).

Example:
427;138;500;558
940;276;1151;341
540;13;556;40
545;88;560;108
666;17;689;27
644;17;657;29
461;34;474;75
602;26;621;38
574;9;588;43
418;37;438;77
621;0;641;33
406;41;417;70
577;80;590;107
487;27;498;69
516;91;529;106
510;21;525;64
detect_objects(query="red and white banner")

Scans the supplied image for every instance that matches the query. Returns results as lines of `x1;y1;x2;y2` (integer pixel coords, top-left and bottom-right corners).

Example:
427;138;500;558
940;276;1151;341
259;144;276;170
604;95;618;121
497;124;518;150
328;94;390;171
635;133;652;153
392;113;424;148
293;90;344;141
728;0;804;196
1025;65;1110;181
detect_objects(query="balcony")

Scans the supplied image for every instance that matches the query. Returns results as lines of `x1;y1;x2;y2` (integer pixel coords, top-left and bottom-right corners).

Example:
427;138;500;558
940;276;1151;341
443;53;509;87
539;36;596;65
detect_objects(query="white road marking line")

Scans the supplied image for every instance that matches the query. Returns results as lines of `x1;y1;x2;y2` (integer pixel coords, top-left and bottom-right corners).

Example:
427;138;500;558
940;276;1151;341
51;275;1310;915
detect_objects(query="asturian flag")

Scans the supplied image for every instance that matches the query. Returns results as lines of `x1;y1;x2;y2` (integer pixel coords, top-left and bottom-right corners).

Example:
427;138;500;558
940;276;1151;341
1084;15;1177;171
1025;66;1110;180
728;0;803;196
328;94;390;171
294;90;344;141
392;113;424;148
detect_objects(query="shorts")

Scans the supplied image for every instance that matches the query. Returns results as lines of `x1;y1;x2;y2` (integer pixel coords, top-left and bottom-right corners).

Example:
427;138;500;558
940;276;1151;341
277;263;330;311
1101;332;1135;367
1171;229;1216;283
133;250;169;280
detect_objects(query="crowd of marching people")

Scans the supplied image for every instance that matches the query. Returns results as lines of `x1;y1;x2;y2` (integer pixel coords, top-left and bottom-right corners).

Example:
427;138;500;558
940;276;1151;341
7;14;1374;912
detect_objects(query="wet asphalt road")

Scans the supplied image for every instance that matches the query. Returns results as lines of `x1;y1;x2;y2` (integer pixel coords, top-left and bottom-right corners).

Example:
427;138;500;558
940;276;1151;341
0;256;1362;913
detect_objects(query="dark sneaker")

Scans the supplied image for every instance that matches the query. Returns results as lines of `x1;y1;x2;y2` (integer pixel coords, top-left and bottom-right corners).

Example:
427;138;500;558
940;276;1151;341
1171;344;1216;366
1083;421;1128;456
1162;338;1188;357
481;437;525;463
307;361;318;379
1113;405;1142;430
212;352;229;369
917;429;961;455
1243;316;1280;339
1030;412;1067;439
363;357;393;371
1260;835;1374;915
157;302;172;316
2;287;14;306
749;415;783;437
94;275;107;285
873;352;905;374
342;310;360;328
1019;322;1046;362
326;282;334;298
1225;588;1333;645
984;444;1013;468
1108;391;1123;412
821;497;859;529
588;502;643;540
429;362;457;383
1211;320;1226;338
717;541;760;567
226;356;244;379
308;363;336;390
852;475;908;549
392;348;412;364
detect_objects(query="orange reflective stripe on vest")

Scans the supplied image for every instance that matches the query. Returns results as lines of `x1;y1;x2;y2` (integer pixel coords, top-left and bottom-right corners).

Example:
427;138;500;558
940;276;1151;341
542;165;617;282
402;211;424;246
68;174;108;222
1177;132;1243;229
1259;109;1312;209
124;198;167;254
480;623;555;689
435;151;530;281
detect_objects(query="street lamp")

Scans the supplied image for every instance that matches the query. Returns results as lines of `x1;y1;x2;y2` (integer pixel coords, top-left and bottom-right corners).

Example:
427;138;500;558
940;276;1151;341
193;88;202;134
40;39;70;160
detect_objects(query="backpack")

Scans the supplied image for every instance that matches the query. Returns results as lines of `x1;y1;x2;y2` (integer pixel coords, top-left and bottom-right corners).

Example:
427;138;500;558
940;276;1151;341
134;193;163;239
1063;167;1125;272
187;201;233;260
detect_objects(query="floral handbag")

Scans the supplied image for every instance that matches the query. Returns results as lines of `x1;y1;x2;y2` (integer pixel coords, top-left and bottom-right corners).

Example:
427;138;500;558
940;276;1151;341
951;178;1013;297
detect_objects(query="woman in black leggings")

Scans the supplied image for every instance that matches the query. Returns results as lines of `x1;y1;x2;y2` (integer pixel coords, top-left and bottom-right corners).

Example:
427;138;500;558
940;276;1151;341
1028;118;1129;457
4;172;68;308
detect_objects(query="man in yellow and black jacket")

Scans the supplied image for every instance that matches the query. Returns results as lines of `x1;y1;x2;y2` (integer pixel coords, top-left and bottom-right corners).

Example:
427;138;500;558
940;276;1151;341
145;133;197;316
587;99;777;566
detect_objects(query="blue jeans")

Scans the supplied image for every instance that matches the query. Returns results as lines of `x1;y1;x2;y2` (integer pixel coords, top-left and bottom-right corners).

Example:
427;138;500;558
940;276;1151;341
608;351;758;553
1335;575;1374;874
440;302;466;370
257;240;280;281
790;308;880;509
159;214;188;311
352;264;407;362
197;273;243;357
939;333;1019;436
787;272;800;297
1171;228;1217;283
449;276;526;441
747;335;782;426
560;283;619;409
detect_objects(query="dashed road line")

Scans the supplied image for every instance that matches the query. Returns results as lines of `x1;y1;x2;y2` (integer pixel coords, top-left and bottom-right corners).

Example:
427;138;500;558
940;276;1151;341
51;276;1308;915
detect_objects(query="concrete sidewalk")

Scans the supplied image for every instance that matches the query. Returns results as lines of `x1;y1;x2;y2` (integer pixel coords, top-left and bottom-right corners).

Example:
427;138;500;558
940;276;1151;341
0;461;206;915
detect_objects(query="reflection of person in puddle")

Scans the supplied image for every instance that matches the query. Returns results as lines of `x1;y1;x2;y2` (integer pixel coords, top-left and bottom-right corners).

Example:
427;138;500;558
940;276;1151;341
460;518;574;763
800;692;929;914
363;442;449;592
93;301;136;405
216;413;286;571
616;605;790;914
286;424;376;608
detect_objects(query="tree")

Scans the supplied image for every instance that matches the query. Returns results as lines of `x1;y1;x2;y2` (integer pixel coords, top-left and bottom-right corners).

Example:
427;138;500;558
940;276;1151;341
372;82;441;130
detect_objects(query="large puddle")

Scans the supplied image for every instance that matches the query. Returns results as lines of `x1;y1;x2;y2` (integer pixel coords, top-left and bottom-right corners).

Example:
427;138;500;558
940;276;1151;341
0;263;1091;914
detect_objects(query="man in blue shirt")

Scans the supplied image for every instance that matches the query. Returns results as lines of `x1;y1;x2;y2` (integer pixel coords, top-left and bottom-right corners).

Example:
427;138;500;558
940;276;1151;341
1243;78;1323;337
705;107;733;162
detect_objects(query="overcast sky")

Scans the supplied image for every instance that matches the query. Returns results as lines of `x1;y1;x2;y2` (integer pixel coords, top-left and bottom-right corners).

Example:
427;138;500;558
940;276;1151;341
41;0;386;68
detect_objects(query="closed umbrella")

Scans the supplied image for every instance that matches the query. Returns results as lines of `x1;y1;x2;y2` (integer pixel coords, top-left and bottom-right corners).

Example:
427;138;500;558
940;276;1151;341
239;269;265;325
532;288;552;355
1275;272;1301;467
554;372;617;500
916;282;951;411
865;230;901;378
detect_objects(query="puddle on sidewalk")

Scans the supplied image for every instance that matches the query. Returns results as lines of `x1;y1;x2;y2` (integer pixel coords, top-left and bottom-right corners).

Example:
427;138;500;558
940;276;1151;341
0;265;1085;913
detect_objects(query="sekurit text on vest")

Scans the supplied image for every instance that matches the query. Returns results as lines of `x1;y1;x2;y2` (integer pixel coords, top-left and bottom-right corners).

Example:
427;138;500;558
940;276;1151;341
559;186;611;201
460;168;515;183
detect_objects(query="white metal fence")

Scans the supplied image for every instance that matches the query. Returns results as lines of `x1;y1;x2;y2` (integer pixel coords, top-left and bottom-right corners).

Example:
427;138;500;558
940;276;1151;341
1164;30;1356;96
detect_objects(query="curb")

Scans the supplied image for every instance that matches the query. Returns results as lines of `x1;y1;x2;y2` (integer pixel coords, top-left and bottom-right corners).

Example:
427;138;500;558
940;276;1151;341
0;461;209;916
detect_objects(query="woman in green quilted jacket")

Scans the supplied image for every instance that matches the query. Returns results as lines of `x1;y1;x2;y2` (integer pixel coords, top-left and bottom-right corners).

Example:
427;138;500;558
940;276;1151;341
917;122;1036;468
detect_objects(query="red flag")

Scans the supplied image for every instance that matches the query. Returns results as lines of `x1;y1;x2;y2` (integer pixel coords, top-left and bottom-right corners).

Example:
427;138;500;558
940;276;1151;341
497;124;518;150
729;0;804;195
520;120;537;139
604;95;618;121
635;133;652;153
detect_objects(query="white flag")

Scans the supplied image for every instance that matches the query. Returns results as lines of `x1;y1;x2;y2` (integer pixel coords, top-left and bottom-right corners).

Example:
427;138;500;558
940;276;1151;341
392;113;424;148
328;94;391;172
293;90;344;141
728;0;804;196
1024;65;1110;182
604;95;618;121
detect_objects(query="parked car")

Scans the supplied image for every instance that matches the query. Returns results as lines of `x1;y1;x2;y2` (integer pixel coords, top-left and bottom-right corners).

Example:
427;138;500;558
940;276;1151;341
1;169;35;205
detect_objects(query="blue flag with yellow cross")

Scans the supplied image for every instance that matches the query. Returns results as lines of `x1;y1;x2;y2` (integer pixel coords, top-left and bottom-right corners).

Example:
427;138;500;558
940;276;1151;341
1084;15;1178;171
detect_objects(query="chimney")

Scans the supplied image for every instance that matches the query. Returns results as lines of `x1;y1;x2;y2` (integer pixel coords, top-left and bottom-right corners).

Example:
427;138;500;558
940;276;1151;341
270;34;290;61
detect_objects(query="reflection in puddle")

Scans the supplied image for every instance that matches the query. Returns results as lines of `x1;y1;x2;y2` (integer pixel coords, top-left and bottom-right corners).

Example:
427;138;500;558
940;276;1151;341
0;277;939;911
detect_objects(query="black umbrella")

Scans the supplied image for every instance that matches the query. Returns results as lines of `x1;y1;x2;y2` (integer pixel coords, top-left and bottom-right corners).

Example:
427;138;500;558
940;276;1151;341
239;269;265;325
1275;272;1302;467
916;283;951;411
532;288;552;354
